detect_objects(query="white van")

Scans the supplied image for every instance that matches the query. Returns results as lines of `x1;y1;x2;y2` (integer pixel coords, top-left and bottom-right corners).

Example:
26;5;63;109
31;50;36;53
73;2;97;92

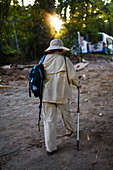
90;32;113;54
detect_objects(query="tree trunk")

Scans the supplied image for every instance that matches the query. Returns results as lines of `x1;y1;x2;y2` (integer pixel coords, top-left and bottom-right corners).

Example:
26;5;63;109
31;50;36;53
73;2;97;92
13;21;19;50
21;0;24;7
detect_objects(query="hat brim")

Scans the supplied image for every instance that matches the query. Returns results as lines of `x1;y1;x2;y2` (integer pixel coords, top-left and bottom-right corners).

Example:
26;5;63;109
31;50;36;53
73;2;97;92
45;46;70;52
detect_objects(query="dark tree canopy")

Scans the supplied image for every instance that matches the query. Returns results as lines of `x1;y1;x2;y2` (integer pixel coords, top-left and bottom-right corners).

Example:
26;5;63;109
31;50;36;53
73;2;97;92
0;0;113;65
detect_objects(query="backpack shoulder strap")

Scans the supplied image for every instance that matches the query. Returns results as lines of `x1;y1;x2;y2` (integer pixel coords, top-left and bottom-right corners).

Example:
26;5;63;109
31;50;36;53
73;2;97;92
40;55;46;64
64;56;70;85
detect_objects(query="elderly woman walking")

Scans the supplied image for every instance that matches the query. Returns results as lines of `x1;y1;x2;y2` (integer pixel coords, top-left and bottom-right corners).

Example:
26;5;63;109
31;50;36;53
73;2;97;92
42;39;81;155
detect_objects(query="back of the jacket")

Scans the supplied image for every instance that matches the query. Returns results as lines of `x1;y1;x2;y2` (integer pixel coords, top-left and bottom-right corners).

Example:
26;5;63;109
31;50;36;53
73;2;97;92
42;52;80;104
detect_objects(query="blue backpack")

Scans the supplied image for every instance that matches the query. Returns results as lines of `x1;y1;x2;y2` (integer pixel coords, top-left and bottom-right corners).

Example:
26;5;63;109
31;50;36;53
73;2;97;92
29;55;46;131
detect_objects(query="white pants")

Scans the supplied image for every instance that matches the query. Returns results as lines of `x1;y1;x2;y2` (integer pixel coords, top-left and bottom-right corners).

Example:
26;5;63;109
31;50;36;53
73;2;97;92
42;102;75;151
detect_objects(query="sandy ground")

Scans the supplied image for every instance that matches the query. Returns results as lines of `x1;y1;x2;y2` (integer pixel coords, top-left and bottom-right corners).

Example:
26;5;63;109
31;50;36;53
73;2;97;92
0;55;113;170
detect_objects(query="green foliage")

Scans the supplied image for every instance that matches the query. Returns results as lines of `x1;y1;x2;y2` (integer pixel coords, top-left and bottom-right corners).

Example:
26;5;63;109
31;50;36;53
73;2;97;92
60;0;113;47
35;0;55;13
0;0;54;65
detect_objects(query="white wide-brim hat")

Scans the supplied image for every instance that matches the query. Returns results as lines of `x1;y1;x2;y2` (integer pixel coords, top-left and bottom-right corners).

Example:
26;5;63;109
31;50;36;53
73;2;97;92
45;39;70;52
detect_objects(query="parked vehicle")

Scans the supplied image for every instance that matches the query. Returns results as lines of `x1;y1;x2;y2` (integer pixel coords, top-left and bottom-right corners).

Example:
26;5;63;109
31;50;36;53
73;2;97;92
90;32;113;54
72;32;113;55
81;40;90;53
72;40;90;55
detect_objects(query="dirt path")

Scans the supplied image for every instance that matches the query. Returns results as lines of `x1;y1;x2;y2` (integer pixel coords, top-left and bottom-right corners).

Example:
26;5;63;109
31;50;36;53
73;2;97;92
0;56;113;170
